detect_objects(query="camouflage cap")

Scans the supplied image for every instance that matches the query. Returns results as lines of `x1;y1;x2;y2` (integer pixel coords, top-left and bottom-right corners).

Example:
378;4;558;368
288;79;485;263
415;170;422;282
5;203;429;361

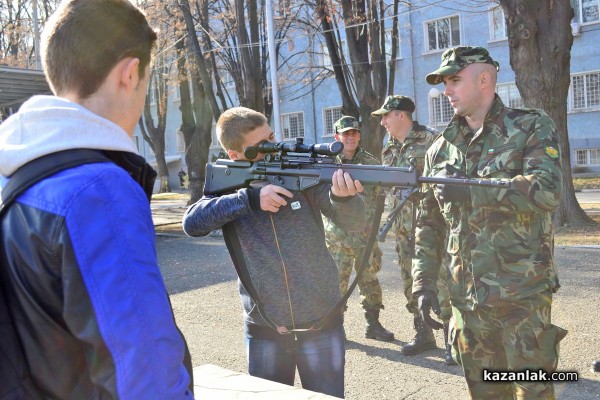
334;116;360;133
371;95;415;116
426;46;500;85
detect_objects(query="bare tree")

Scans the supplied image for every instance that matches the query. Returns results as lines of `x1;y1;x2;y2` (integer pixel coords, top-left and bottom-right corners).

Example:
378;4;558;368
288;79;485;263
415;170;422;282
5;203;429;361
499;0;594;227
177;0;304;202
174;0;213;203
138;62;171;193
314;0;400;156
0;0;59;67
137;2;187;194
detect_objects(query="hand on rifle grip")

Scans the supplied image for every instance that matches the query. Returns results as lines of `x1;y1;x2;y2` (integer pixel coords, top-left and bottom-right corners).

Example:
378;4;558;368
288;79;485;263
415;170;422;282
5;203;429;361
435;164;471;204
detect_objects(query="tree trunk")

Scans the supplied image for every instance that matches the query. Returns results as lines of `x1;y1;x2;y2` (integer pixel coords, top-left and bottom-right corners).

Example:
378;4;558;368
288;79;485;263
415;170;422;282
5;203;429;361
500;0;594;227
316;0;360;118
139;70;170;193
179;0;221;121
175;14;212;204
235;0;263;112
340;0;386;156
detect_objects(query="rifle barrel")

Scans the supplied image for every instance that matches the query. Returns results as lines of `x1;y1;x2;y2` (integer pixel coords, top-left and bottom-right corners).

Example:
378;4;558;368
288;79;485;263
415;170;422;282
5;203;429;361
419;176;511;188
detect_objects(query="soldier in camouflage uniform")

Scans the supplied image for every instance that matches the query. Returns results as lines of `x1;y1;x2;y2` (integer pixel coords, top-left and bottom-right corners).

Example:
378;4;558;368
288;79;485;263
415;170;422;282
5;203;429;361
413;46;568;399
323;116;394;342
372;95;455;364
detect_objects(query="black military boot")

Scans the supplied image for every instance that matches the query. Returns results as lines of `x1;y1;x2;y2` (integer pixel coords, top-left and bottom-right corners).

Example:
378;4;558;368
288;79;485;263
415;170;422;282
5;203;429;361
443;322;458;365
364;310;394;342
401;316;437;355
593;360;600;372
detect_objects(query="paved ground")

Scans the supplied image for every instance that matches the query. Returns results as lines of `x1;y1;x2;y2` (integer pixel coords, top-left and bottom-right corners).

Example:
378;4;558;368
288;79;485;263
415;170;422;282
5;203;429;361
152;192;600;399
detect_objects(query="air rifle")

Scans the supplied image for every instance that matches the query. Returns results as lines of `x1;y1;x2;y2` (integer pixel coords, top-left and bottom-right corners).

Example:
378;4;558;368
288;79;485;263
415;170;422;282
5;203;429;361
204;139;510;198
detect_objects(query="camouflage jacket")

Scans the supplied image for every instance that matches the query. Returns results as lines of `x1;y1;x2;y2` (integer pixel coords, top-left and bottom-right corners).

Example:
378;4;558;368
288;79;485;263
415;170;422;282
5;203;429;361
412;96;563;310
381;122;438;237
324;147;382;249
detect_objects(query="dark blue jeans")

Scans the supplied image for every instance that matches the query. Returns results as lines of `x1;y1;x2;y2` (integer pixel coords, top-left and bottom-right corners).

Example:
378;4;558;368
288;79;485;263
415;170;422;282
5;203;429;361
245;325;345;398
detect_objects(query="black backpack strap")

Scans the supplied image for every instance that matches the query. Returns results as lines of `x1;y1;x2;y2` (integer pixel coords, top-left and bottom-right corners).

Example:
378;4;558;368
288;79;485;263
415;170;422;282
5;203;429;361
0;149;110;216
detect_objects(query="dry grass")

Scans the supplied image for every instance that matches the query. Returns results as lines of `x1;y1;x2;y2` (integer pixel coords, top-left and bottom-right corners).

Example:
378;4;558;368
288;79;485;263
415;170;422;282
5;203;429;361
152;192;189;200
573;176;600;191
554;201;600;246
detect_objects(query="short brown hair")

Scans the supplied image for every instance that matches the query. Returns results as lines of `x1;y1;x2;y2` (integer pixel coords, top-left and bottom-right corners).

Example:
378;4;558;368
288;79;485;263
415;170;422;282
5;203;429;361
41;0;157;99
217;107;268;152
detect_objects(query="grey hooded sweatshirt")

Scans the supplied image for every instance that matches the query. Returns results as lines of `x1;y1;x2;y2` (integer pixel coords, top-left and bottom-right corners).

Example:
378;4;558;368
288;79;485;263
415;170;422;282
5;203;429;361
183;182;366;337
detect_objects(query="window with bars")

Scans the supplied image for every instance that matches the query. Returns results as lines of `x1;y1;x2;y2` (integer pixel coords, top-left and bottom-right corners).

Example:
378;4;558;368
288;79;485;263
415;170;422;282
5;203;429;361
219;69;235;89
277;0;301;17
384;29;401;60
496;83;524;108
281;112;305;140
576;148;600;165
570;71;600;111
321;41;345;70
177;130;185;153
430;95;454;126
571;0;600;23
323;107;342;137
489;6;507;41
425;15;460;52
321;43;332;70
148;83;156;105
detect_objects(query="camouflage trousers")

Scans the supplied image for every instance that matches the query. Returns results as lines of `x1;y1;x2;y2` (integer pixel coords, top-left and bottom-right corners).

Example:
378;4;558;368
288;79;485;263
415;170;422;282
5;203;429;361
328;244;384;311
396;232;452;321
449;290;568;400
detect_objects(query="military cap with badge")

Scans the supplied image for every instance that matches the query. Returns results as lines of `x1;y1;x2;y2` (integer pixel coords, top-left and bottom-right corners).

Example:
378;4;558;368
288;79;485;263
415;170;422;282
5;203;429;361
371;95;416;116
334;116;361;133
426;46;500;85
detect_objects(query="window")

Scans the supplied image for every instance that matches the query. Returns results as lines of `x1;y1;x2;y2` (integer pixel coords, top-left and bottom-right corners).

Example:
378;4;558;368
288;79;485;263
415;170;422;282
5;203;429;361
489;6;507;41
278;0;300;17
173;84;180;102
425;15;460;52
323;107;342;137
496;82;524;108
148;83;156;105
321;40;345;70
576;148;600;165
384;29;401;60
572;0;600;23
177;129;185;153
430;95;454;126
281;112;305;140
321;43;332;70
220;69;235;89
570;71;600;111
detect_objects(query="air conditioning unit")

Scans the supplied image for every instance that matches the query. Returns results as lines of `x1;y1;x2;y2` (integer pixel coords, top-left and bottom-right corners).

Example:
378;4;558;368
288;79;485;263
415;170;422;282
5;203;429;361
571;22;581;37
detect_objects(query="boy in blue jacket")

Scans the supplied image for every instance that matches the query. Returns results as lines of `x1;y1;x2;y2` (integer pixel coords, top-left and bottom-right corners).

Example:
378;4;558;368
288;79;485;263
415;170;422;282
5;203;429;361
0;0;192;398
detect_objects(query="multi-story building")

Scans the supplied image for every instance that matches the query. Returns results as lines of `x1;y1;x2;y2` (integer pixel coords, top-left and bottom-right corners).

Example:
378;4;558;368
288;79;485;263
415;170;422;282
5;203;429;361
134;0;600;187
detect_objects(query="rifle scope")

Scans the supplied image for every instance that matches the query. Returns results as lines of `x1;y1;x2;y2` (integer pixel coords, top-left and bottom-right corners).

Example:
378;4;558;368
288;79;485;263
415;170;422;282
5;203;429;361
244;139;343;160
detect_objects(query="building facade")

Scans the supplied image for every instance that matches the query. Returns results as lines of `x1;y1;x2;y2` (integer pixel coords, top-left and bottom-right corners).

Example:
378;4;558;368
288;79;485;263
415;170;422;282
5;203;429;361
135;0;600;184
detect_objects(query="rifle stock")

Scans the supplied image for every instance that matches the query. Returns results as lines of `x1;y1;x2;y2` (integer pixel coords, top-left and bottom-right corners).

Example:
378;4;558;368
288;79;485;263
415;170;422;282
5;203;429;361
203;158;511;195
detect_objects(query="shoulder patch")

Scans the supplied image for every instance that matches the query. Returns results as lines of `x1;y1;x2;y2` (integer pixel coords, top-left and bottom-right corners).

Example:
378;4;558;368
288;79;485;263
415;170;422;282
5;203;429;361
544;146;559;159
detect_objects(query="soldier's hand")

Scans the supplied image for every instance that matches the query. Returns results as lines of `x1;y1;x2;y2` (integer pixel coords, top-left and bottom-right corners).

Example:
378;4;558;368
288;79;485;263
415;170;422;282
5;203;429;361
435;164;470;204
331;169;364;197
415;290;444;330
436;184;470;204
259;184;293;213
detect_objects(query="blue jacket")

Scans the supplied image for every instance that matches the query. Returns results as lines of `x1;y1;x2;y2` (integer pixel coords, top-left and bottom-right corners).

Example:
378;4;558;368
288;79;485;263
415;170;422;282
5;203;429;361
0;96;192;399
